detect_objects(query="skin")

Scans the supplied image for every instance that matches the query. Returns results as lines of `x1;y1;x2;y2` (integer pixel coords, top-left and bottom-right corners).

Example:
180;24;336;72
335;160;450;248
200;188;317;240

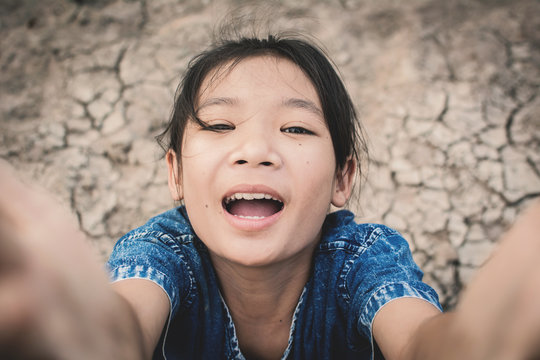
0;56;539;360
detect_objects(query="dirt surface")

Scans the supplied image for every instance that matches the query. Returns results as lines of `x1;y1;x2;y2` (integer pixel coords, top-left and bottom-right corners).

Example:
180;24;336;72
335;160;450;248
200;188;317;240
1;0;539;309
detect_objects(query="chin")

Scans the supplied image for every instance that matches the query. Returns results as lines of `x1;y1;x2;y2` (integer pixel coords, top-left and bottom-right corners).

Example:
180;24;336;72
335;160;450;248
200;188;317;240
214;245;285;268
229;252;282;268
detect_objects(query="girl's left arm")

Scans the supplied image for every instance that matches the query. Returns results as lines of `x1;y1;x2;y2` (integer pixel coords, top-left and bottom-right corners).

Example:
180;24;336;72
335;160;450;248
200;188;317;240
373;201;540;360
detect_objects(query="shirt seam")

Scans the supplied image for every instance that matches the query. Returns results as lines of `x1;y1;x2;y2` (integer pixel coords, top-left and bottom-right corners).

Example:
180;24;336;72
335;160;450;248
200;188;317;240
368;295;442;360
360;281;443;360
339;227;388;304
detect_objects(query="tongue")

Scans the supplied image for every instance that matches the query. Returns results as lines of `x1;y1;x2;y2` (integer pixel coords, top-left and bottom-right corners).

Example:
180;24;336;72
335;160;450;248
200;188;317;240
228;199;281;217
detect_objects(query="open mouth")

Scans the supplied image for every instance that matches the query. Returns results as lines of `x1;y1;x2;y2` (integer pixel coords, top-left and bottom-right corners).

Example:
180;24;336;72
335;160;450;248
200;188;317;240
223;193;284;219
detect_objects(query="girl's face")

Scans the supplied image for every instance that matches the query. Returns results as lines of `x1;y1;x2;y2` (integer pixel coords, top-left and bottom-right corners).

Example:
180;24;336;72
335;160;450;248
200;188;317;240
168;56;354;267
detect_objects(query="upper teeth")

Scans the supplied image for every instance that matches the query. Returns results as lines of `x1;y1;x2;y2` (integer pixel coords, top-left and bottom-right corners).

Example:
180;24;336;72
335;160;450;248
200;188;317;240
224;193;280;204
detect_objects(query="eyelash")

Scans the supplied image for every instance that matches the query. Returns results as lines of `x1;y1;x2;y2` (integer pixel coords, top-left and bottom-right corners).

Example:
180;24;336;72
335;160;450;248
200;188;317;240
203;123;235;132
201;123;314;135
282;126;314;135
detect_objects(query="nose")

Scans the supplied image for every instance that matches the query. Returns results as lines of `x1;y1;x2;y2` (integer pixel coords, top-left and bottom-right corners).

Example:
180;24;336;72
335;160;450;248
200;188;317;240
228;128;282;168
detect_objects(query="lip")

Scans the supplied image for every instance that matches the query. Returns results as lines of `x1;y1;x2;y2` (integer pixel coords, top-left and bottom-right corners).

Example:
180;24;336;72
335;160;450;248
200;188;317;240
222;184;285;231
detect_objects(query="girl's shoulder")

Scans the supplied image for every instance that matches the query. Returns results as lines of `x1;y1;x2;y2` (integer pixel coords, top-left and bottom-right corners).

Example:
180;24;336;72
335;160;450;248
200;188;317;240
118;206;194;245
321;210;403;250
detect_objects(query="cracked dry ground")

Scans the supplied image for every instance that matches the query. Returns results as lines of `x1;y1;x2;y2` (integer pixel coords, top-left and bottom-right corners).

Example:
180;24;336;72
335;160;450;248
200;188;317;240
1;0;539;309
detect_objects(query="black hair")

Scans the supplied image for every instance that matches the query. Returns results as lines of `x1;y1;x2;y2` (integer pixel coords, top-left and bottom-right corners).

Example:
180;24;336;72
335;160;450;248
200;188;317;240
157;34;368;198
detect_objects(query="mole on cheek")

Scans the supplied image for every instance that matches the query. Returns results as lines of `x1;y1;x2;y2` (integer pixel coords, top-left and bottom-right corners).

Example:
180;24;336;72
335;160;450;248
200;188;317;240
205;204;208;208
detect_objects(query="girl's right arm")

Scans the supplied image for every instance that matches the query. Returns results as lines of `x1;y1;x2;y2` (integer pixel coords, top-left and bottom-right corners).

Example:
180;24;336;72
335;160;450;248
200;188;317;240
112;279;170;359
0;162;167;360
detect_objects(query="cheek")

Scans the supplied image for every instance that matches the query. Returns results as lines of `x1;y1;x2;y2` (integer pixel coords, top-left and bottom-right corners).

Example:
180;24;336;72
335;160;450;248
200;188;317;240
296;142;336;179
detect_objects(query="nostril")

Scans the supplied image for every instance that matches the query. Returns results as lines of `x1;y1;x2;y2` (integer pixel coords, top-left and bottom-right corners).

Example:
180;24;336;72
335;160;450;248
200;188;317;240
233;159;274;166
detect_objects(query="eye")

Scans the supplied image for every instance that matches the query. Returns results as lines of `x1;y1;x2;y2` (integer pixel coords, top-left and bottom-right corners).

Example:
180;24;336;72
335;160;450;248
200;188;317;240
203;123;235;132
282;126;314;135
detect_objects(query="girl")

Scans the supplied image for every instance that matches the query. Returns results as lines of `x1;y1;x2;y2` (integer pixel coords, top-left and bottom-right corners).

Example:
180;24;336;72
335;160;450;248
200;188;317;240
107;35;441;359
0;34;539;360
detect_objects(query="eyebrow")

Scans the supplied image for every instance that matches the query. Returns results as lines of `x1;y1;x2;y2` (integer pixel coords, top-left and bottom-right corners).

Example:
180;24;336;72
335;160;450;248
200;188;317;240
197;96;323;118
197;97;238;111
282;98;323;118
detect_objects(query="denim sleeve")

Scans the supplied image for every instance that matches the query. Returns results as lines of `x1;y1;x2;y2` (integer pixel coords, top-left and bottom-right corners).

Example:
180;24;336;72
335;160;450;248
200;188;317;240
347;226;442;346
107;231;191;317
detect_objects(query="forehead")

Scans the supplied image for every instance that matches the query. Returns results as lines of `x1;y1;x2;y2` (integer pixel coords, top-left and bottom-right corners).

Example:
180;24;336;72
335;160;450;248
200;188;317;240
196;55;321;108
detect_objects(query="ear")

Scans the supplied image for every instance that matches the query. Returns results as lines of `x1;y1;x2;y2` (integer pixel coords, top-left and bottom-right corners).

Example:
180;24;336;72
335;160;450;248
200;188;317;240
331;157;356;208
166;150;183;201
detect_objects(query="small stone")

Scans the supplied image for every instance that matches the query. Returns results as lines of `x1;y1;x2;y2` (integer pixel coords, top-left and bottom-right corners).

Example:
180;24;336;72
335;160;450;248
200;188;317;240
405;117;434;137
448;213;467;248
443;172;460;192
482;206;502;224
123;83;173;136
369;166;394;191
54;147;88;171
479;127;507;149
482;99;512;127
389;157;413;172
405;88;448;120
466;223;485;242
444;108;485;137
38;122;66;151
360;188;393;221
511;43;530;60
383;211;408;231
69;102;86;119
477;160;504;193
67;72;95;103
66;118;92;132
473;143;499;160
423;208;448;233
450;179;486;218
510;97;540;145
395;169;422;186
502;147;540;202
88;98;113;126
501;206;518;226
128;138;161;165
67;70;121;105
447;141;477;167
67;129;101;148
140;184;175;215
120;43;167;86
412;232;432;251
428;122;462;148
421;167;445;189
101;104;125;135
419;188;450;210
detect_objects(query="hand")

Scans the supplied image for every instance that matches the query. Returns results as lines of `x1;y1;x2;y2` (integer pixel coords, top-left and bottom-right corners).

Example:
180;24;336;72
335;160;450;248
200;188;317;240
0;161;144;360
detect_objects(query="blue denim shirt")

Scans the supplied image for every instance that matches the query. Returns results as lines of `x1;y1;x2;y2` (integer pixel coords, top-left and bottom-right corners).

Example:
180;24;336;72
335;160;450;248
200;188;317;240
107;206;441;360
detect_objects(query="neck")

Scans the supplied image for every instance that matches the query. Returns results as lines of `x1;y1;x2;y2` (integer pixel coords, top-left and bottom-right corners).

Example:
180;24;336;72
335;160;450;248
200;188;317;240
211;248;315;324
210;243;317;360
